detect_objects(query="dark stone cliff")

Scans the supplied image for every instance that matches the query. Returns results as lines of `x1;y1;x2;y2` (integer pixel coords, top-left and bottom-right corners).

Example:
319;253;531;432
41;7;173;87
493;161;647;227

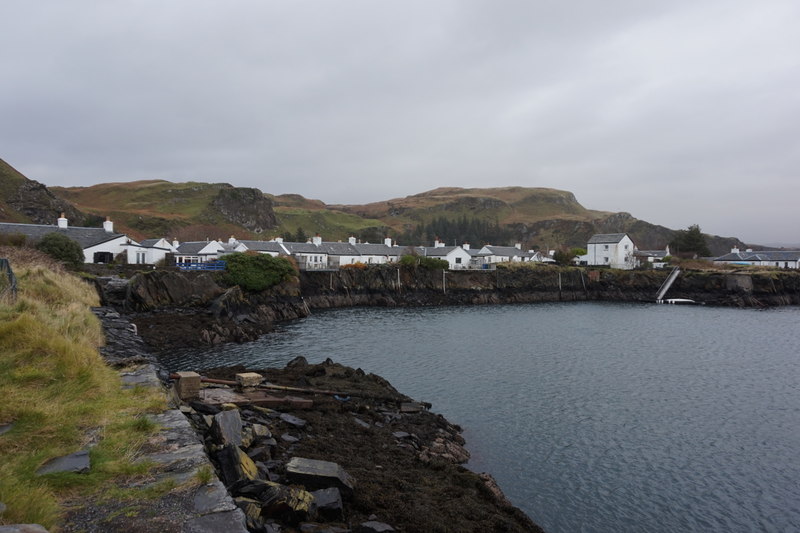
93;266;800;349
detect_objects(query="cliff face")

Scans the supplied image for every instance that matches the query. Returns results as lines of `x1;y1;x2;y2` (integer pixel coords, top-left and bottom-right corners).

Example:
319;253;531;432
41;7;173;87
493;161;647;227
100;267;800;349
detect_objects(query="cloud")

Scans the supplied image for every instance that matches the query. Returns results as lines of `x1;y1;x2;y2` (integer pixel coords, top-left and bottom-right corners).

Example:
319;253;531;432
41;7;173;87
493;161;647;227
1;0;798;243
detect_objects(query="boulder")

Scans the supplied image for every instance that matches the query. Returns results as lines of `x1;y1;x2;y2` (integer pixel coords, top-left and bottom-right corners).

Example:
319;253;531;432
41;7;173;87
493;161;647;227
0;525;50;533
215;445;259;486
212;409;243;447
355;521;396;532
311;487;344;521
285;457;355;500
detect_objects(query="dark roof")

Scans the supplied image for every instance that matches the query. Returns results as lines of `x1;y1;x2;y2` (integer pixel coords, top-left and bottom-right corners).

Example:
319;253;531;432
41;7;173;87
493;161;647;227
588;233;629;244
419;246;463;257
282;242;326;254
0;222;127;249
321;242;360;256
635;250;668;259
484;245;530;258
238;240;287;254
352;243;399;256
715;251;800;262
176;241;219;255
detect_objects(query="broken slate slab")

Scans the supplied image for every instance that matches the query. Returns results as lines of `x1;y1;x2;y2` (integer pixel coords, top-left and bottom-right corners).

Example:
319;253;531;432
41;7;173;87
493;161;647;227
0;525;51;533
280;413;307;427
193;479;238;515
183;508;249;533
311;487;344;521
352;417;371;429
281;433;300;443
355;521;396;533
285;457;355;500
36;450;90;475
212;409;243;447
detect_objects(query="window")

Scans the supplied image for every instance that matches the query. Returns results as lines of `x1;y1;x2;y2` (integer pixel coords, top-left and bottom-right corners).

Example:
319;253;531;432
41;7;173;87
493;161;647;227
455;257;462;264
604;257;609;263
604;244;609;250
624;244;629;250
136;251;146;264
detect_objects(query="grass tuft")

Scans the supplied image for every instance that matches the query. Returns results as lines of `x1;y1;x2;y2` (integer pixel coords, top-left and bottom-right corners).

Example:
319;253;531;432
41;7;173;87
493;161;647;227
0;248;165;529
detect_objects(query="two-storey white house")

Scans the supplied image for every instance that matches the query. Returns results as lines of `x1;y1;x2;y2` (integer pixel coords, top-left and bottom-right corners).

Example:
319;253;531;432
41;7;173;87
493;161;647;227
584;233;637;269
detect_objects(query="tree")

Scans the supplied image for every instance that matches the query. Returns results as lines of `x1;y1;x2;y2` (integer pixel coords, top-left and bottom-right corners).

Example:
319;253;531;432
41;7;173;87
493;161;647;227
670;224;711;258
552;247;585;266
294;227;308;243
35;232;85;267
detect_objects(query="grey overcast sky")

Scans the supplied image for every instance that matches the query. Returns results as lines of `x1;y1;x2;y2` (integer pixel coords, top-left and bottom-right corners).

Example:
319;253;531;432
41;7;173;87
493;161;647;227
1;1;798;244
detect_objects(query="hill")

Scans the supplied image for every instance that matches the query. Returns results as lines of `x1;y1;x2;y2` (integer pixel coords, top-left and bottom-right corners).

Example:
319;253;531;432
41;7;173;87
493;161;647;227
2;157;746;254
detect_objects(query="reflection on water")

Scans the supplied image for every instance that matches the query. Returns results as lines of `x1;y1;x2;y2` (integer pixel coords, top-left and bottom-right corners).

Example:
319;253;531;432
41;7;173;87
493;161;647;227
160;302;800;533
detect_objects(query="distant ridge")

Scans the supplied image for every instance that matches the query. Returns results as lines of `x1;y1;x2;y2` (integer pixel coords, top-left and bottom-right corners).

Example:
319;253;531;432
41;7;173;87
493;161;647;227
2;158;747;255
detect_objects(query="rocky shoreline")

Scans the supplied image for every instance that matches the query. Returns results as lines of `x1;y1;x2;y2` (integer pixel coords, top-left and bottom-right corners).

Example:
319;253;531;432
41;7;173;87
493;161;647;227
88;266;800;349
79;307;542;532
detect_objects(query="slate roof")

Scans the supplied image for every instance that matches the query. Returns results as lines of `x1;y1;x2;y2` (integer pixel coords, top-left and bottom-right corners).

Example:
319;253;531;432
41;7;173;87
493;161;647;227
282;242;327;254
484;245;529;258
176;241;218;255
238;240;287;254
419;246;462;257
636;250;668;259
588;233;629;244
0;222;127;248
352;243;400;256
320;242;360;256
714;251;800;262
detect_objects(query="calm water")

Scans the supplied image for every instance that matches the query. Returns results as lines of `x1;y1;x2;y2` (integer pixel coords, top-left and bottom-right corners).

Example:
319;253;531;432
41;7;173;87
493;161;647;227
160;302;800;532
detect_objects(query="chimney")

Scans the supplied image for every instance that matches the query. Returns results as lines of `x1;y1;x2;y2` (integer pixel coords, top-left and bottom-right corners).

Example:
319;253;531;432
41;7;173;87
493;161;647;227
57;213;68;229
731;247;740;254
274;237;283;243
348;236;357;245
745;248;752;253
172;238;179;248
228;235;236;245
103;216;114;233
462;243;470;250
384;237;393;247
514;243;521;250
434;237;444;248
312;234;322;246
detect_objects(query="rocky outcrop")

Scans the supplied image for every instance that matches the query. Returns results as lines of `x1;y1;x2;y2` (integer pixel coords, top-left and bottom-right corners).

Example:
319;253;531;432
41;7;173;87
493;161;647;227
8;180;88;226
209;187;277;234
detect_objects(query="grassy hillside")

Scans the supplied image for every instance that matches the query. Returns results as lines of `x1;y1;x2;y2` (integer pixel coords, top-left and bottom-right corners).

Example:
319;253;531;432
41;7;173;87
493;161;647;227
0;248;164;528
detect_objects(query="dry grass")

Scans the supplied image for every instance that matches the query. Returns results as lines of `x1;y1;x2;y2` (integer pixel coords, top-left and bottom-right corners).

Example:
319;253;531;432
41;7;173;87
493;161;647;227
0;248;165;529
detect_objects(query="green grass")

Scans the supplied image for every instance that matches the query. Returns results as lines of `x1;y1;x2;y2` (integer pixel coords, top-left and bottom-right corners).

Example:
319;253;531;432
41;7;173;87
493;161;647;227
0;247;165;529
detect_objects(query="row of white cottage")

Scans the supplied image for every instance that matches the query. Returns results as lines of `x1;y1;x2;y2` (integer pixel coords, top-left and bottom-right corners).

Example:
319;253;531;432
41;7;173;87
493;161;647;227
166;235;551;270
2;217;798;270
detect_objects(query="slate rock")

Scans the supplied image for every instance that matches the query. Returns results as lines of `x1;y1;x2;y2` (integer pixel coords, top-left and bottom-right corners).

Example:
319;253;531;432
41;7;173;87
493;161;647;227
311;487;344;521
183;508;249;533
285;457;355;500
260;482;316;525
353;417;370;429
355;521;396;532
281;433;300;443
36;450;90;475
190;401;222;415
0;525;50;533
0;423;13;436
212;409;244;447
215;445;259;486
193;479;237;514
280;413;307;427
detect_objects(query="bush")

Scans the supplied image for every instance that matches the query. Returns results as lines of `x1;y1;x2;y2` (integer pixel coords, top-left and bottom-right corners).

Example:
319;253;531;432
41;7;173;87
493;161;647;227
399;255;449;269
341;262;368;270
0;232;26;247
35;232;85;267
222;252;296;291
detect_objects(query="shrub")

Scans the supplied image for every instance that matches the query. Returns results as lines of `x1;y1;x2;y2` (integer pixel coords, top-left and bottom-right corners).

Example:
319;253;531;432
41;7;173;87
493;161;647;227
399;255;449;270
341;262;368;270
222;252;296;291
35;233;84;267
0;232;27;247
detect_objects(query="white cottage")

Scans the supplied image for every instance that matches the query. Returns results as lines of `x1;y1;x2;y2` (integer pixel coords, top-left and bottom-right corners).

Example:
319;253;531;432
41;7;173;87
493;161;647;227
0;215;136;263
584;233;637;269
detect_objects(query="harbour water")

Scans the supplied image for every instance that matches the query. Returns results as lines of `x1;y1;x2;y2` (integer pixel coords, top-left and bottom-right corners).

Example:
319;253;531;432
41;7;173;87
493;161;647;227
160;302;800;532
